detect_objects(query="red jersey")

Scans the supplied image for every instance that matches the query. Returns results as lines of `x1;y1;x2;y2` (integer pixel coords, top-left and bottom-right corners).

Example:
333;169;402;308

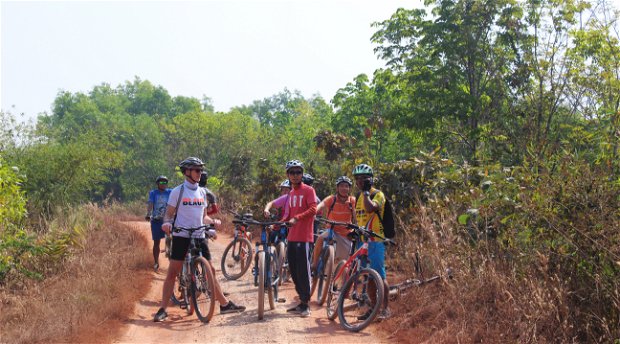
285;183;317;242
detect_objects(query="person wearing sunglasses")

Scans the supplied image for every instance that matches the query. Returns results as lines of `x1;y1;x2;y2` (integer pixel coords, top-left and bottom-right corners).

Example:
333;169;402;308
154;157;245;322
283;160;317;317
146;175;172;272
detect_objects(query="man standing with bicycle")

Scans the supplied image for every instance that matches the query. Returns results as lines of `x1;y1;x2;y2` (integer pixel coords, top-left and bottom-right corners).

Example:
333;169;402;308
146;175;172;272
311;176;356;275
283;160;317;317
353;163;391;320
154;157;245;322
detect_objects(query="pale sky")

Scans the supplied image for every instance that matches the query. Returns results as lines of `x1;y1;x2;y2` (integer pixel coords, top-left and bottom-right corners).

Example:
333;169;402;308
2;0;619;123
1;0;421;122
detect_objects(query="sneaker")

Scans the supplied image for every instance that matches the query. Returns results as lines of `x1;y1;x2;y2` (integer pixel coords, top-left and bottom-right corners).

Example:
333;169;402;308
357;310;372;321
154;262;159;272
377;308;392;321
220;301;246;314
286;303;304;313
300;304;311;317
153;308;167;322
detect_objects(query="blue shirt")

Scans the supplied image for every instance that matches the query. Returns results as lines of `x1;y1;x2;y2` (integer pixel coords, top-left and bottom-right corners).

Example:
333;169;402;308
148;188;172;220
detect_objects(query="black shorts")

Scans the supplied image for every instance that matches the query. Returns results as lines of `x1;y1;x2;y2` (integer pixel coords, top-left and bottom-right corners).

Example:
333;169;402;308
170;236;211;261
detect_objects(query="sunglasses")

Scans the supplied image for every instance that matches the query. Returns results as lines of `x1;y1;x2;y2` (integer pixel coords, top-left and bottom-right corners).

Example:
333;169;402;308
189;168;204;173
288;170;303;175
158;181;168;185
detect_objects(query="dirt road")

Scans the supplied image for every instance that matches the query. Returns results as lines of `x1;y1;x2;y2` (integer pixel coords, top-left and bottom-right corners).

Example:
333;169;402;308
114;222;387;343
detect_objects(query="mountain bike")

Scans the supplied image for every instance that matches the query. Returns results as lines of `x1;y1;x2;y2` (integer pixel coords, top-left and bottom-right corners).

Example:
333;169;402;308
272;222;289;286
310;217;338;305
387;251;450;300
168;225;216;323
232;216;289;320
325;222;392;332
221;211;254;280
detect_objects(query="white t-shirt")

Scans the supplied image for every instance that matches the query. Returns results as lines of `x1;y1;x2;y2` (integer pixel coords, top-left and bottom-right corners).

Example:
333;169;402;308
167;180;209;238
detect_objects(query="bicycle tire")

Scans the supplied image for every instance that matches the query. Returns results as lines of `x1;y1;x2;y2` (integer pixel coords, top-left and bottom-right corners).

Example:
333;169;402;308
267;246;278;310
317;245;334;306
171;265;193;315
326;260;347;321
276;241;287;286
221;237;253;280
257;250;266;320
337;267;384;332
191;257;216;323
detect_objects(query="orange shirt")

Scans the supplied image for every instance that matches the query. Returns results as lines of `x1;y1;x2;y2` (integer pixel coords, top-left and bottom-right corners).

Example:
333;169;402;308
323;194;356;237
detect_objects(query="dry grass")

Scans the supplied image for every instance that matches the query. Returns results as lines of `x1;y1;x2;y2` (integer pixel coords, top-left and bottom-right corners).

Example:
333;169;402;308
0;207;151;343
377;204;586;344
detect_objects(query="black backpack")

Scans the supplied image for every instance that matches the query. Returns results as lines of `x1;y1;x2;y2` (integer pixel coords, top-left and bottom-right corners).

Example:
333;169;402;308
357;190;396;239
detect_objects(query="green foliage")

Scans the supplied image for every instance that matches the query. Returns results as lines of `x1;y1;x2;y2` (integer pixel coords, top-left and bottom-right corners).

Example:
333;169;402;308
0;156;27;226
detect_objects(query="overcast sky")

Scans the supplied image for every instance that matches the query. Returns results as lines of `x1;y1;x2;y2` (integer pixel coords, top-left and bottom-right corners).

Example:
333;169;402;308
1;0;423;122
3;0;620;123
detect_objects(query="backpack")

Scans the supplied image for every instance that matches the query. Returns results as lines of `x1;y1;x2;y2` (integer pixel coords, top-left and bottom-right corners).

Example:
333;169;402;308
357;190;396;239
327;194;355;220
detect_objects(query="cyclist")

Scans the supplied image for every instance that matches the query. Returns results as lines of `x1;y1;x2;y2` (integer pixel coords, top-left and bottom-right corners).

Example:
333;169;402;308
154;157;245;322
146;175;172;272
310;176;356;279
263;179;292;243
301;173;322;236
352;163;390;320
283;160;317;317
199;171;219;216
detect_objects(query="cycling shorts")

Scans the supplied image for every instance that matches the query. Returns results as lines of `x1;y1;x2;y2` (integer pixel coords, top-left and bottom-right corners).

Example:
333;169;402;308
170;236;211;261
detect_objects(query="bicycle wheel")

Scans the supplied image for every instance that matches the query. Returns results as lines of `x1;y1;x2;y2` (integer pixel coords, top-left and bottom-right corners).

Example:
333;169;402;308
317;245;334;306
257;250;266;320
171;267;193;315
337;267;384;332
267;246;279;310
221;237;253;280
191;257;216;323
326;260;348;320
276;241;287;286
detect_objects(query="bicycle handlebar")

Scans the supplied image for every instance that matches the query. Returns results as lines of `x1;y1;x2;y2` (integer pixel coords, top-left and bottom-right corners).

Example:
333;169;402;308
317;217;394;244
173;224;217;238
232;218;290;227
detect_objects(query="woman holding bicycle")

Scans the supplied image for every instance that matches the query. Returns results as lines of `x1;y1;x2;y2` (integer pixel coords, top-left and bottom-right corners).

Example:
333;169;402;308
154;157;245;322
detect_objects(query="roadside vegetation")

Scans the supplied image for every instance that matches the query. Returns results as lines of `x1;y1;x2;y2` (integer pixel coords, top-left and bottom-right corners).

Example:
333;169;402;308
1;0;619;342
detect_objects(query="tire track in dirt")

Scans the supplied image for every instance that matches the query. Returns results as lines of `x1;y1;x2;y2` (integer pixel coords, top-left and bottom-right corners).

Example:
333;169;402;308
114;221;387;343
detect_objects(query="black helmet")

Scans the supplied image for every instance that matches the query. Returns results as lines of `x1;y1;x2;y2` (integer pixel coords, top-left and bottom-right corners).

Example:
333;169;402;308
155;175;168;183
178;157;205;172
335;176;352;186
198;171;208;187
302;173;314;186
285;160;304;172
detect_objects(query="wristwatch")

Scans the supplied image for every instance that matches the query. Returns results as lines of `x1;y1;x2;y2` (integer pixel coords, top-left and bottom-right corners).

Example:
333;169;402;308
363;191;370;196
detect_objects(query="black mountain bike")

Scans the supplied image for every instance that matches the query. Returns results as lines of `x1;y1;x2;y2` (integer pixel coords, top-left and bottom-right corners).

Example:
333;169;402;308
169;225;216;323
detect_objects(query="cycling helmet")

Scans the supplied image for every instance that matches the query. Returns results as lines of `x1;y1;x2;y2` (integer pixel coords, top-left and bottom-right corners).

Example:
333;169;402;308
335;176;352;186
352;163;373;176
280;180;291;188
285;160;304;171
302;173;314;185
199;171;208;187
155;175;168;183
178;157;205;172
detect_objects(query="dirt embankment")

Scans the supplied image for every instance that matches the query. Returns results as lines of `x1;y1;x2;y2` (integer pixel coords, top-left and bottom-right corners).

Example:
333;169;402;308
113;221;390;343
